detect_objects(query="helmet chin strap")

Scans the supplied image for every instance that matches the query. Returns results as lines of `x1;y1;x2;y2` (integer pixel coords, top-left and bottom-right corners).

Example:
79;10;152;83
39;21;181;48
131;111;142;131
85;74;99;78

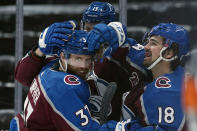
59;59;68;72
147;46;178;70
59;52;69;72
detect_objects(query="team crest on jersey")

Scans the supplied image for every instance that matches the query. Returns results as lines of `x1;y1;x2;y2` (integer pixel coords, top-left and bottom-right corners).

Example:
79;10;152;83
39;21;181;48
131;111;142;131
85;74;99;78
155;77;171;88
64;75;81;85
129;72;139;87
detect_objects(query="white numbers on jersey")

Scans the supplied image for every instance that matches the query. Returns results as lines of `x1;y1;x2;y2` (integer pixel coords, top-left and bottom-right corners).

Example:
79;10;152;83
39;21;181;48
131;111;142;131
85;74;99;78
30;80;40;105
75;105;90;126
24;79;40;123
24;96;34;123
132;44;144;50
158;106;174;124
92;7;101;11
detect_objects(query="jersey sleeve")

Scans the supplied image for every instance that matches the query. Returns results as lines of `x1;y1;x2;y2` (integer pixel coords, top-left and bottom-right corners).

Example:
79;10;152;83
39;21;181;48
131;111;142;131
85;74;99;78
15;48;57;87
38;70;100;130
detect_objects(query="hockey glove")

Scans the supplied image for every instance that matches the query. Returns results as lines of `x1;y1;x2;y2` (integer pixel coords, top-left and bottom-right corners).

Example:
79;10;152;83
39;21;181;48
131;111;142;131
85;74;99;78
38;20;76;55
87;22;127;57
126;38;139;47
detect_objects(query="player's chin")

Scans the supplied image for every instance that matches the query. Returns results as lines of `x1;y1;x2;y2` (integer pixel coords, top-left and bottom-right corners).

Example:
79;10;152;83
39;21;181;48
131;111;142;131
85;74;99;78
77;72;88;79
143;58;148;64
143;59;151;67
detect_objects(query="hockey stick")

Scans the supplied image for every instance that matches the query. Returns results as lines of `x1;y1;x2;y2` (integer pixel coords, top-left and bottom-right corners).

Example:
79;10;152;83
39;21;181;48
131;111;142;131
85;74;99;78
99;82;117;124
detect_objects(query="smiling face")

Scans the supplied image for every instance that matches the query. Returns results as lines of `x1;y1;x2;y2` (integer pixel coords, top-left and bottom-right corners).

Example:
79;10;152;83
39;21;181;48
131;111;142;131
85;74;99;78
61;53;93;79
143;35;165;68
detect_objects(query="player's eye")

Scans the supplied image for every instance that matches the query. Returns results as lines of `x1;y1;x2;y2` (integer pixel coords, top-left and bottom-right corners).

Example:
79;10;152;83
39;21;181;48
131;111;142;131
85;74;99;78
75;57;82;61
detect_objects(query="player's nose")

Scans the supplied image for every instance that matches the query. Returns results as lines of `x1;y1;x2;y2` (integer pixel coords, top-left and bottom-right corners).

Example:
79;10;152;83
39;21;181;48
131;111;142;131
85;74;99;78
79;61;88;68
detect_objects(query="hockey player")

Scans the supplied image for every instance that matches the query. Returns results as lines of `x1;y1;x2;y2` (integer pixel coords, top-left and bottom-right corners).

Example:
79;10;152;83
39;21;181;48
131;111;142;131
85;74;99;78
90;23;189;130
10;30;102;131
14;1;147;122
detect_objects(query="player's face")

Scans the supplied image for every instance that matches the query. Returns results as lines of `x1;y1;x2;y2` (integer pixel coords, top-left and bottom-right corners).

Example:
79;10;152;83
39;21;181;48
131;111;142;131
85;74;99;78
84;22;99;32
67;54;93;79
143;35;164;67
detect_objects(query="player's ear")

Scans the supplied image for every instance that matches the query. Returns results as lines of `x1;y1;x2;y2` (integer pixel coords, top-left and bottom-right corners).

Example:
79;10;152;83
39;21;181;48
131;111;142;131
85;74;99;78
60;52;65;60
164;49;174;59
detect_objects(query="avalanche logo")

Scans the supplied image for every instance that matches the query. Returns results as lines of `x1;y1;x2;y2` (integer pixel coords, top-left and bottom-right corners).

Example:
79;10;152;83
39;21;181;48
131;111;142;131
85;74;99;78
129;72;139;87
155;77;171;88
64;75;80;85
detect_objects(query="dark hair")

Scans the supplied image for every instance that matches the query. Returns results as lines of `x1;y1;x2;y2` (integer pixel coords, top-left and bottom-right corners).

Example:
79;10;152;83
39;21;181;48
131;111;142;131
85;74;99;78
165;43;180;70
